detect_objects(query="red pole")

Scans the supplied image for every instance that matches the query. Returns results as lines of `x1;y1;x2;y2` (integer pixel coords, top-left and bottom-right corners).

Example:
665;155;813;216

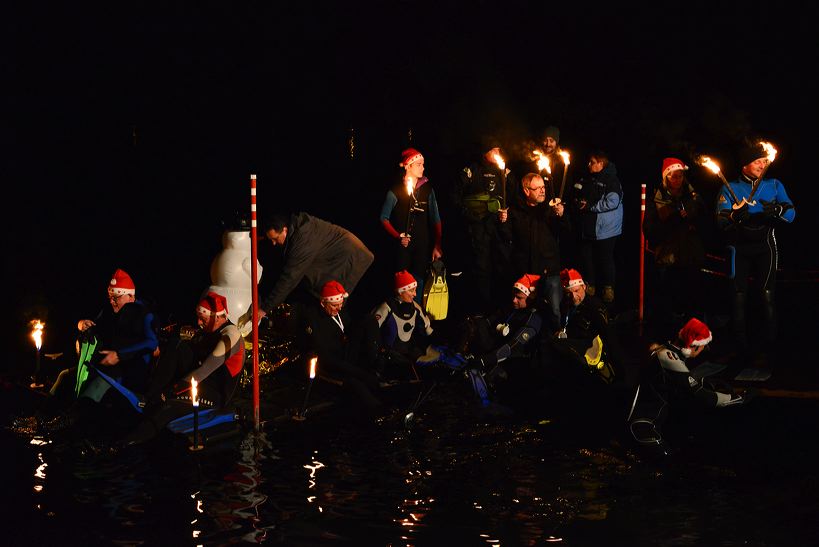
250;174;260;431
639;183;646;333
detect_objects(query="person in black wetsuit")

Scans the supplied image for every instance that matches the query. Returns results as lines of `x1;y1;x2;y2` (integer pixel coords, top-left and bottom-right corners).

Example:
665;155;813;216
379;148;443;301
627;317;753;448
121;291;245;445
298;280;383;412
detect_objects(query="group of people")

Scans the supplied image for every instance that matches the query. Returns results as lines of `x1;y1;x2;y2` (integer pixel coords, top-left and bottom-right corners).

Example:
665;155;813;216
46;127;795;451
48;269;245;446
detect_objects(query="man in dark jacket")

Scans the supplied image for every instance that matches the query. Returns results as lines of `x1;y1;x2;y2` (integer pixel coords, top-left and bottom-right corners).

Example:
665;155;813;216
246;212;375;326
500;172;570;330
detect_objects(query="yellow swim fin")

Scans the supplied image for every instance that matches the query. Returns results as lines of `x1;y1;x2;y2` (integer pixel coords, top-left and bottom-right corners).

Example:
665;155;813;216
423;259;449;320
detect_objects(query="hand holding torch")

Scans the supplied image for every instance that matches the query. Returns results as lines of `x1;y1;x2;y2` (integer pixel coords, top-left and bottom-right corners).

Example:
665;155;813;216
698;156;743;207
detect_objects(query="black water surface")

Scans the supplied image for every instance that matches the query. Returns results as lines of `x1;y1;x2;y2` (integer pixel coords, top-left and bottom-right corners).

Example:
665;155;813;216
6;378;819;547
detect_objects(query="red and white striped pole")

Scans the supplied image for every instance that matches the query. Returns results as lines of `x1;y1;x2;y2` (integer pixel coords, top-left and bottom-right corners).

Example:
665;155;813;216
250;174;261;431
639;183;646;334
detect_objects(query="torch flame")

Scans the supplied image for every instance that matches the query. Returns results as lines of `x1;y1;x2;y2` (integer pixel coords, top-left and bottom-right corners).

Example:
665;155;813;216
191;378;199;407
533;150;551;174
558;150;570;166
30;320;44;351
492;152;506;171
405;176;414;197
759;141;777;163
698;156;722;175
309;357;317;379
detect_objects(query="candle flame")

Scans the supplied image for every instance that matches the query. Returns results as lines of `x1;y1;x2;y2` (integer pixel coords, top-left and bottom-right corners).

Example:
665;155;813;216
492;152;506;171
698;156;721;175
309;357;317;379
558;150;570;165
759;141;777;163
405;176;414;197
191;378;199;407
30;320;44;351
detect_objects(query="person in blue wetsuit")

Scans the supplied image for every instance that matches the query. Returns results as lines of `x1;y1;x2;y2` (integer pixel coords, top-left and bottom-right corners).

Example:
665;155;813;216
716;141;796;367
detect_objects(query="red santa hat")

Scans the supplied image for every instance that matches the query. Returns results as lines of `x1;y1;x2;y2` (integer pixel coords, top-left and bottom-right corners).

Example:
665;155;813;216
197;291;229;317
662;157;689;180
678;318;713;356
108;268;136;296
513;274;541;297
320;280;348;303
395;270;418;294
399;148;424;168
560;268;585;289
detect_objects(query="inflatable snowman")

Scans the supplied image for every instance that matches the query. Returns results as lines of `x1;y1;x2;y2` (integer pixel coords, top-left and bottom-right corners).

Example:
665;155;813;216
208;229;262;335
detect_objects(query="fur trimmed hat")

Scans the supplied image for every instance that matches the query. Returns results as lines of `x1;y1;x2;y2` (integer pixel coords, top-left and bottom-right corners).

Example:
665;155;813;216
399;148;424;168
320;280;348;303
560;268;584;289
395;270;418;294
197;291;229;317
662;157;688;180
108;269;136;296
513;274;541;297
678;318;712;356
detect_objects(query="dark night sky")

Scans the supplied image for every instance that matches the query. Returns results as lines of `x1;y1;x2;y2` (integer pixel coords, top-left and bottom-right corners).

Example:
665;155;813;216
6;2;817;361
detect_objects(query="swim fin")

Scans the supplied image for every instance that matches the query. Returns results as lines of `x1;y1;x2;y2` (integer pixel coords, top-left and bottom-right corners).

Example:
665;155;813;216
423;259;449;320
75;334;98;398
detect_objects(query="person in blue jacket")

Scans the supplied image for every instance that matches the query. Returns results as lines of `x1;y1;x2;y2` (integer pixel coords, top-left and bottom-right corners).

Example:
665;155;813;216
570;150;624;306
716;141;795;367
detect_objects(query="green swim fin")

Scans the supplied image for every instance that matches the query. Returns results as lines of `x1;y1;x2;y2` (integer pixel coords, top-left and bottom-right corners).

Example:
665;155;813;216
423;259;449;320
75;334;98;397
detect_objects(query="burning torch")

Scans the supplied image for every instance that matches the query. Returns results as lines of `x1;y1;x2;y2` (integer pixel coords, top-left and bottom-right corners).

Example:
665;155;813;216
294;357;317;421
30;320;44;389
747;141;778;205
492;152;507;208
698;156;743;207
548;151;571;206
403;176;415;239
558;150;571;201
534;150;552;200
190;377;203;451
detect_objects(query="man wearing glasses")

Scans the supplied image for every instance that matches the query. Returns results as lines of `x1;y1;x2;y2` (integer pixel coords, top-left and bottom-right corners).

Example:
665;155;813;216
499;173;569;330
68;269;159;423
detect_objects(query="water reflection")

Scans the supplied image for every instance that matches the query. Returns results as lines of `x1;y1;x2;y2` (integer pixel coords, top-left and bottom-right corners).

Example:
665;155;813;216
6;385;819;545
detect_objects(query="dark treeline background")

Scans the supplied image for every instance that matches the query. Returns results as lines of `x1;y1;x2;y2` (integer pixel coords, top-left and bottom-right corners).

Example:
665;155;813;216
6;2;816;370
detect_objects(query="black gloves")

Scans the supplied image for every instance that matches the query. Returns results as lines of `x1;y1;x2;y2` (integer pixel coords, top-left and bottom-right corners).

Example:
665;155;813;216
760;199;784;218
729;202;750;223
